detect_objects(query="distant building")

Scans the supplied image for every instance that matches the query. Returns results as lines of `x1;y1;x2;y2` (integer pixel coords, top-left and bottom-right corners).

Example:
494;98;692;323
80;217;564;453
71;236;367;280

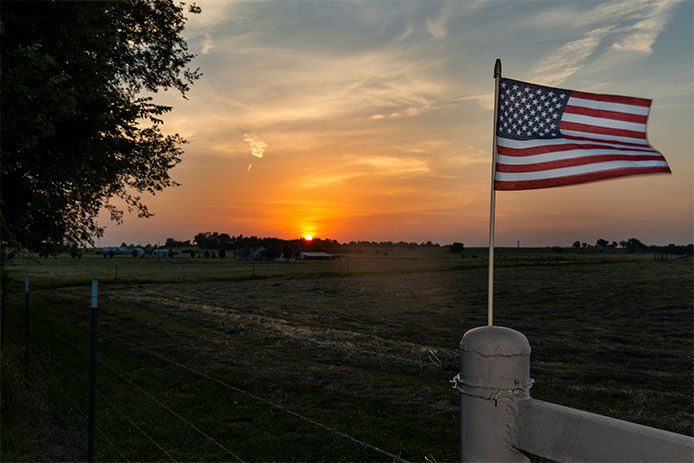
98;246;129;255
300;252;334;260
152;248;181;256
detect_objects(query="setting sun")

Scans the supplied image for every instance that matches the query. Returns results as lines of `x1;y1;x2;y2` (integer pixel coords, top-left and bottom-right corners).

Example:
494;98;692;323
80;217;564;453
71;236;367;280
304;234;313;241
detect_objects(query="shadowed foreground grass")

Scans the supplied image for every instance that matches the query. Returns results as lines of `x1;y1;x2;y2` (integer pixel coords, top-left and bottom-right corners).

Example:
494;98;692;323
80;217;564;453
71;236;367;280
1;256;691;461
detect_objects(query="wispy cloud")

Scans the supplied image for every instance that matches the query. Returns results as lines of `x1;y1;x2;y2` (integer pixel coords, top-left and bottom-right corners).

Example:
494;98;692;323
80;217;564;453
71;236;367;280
454;93;494;111
243;132;267;159
613;0;680;54
528;0;682;85
426;4;451;39
212;47;449;127
201;32;215;54
531;26;613;86
356;155;430;176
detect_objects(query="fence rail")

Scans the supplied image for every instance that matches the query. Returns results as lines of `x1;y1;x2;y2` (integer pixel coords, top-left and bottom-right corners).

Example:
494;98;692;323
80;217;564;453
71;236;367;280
456;325;694;463
516;398;694;462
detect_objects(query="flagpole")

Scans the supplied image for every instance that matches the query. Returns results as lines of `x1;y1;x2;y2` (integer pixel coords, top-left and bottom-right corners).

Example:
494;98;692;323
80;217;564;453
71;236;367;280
488;58;501;327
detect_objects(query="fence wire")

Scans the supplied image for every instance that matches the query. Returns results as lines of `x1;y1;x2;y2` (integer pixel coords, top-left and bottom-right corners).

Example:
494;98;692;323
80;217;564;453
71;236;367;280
97;293;455;370
43;345;177;462
51;331;245;463
30;345;129;462
20;286;456;372
11;281;415;462
107;332;411;463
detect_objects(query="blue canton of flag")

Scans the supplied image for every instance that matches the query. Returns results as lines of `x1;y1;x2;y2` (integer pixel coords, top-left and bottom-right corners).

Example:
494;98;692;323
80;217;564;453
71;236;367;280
497;80;570;141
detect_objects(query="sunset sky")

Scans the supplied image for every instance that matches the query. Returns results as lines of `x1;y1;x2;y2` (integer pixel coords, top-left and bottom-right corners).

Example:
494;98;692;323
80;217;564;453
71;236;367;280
100;0;693;247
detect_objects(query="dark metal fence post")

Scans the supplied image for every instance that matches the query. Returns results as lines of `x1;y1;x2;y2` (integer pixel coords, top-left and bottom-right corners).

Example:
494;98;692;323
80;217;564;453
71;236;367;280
1;271;6;348
24;274;29;377
88;280;98;462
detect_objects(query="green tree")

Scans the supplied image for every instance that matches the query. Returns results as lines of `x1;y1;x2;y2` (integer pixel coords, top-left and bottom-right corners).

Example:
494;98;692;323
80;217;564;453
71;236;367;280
1;1;201;250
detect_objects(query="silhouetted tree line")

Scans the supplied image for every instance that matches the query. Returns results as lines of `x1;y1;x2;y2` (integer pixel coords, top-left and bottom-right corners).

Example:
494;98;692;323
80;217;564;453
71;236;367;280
571;238;693;255
145;233;453;259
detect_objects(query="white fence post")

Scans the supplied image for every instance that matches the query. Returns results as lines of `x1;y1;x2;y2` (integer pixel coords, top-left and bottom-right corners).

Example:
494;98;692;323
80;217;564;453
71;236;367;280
454;326;533;462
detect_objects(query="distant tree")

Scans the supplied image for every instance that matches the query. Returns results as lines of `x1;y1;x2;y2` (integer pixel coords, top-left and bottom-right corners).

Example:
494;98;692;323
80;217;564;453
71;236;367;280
449;242;465;253
581;242;588;248
619;240;627;248
625;238;648;253
69;243;81;258
1;1;201;251
596;238;609;248
282;244;297;259
608;241;618;248
572;241;581;248
260;248;280;261
194;232;233;249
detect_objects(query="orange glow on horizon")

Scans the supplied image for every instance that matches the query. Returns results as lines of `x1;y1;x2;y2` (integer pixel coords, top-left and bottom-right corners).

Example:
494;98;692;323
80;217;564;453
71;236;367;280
303;234;313;241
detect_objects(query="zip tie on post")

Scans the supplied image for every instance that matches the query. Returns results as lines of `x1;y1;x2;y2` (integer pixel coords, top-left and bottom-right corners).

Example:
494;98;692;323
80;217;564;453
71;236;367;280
450;373;534;405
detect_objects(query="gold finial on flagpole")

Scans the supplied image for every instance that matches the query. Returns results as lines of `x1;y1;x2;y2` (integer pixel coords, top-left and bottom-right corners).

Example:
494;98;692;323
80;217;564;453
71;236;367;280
494;58;501;78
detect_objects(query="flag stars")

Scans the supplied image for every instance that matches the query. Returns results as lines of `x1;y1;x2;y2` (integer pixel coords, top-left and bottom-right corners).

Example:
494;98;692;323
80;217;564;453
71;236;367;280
497;78;570;140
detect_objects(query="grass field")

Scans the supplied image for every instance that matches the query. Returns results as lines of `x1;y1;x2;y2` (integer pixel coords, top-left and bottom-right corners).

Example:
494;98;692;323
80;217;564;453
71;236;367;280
1;250;692;461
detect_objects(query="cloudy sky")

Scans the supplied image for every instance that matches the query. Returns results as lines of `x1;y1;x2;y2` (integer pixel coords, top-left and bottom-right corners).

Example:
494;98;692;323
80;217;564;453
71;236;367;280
101;0;693;247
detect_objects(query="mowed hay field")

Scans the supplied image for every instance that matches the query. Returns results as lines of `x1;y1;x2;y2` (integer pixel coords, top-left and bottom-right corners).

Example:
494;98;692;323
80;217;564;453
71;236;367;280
2;254;692;461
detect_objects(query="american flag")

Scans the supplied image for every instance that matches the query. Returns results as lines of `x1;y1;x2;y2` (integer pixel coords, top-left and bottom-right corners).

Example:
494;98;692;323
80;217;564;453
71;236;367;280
494;78;670;190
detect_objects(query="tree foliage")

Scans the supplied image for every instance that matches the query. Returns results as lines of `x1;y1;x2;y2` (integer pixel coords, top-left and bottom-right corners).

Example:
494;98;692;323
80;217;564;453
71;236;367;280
449;242;465;253
596;238;609;248
1;0;200;250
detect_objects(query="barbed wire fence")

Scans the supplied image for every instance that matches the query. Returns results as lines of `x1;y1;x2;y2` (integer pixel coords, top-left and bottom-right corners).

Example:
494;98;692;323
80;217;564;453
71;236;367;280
1;275;430;462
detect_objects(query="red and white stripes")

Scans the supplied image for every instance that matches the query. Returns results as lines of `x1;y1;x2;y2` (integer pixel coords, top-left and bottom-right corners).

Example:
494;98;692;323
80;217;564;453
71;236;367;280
495;88;669;191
